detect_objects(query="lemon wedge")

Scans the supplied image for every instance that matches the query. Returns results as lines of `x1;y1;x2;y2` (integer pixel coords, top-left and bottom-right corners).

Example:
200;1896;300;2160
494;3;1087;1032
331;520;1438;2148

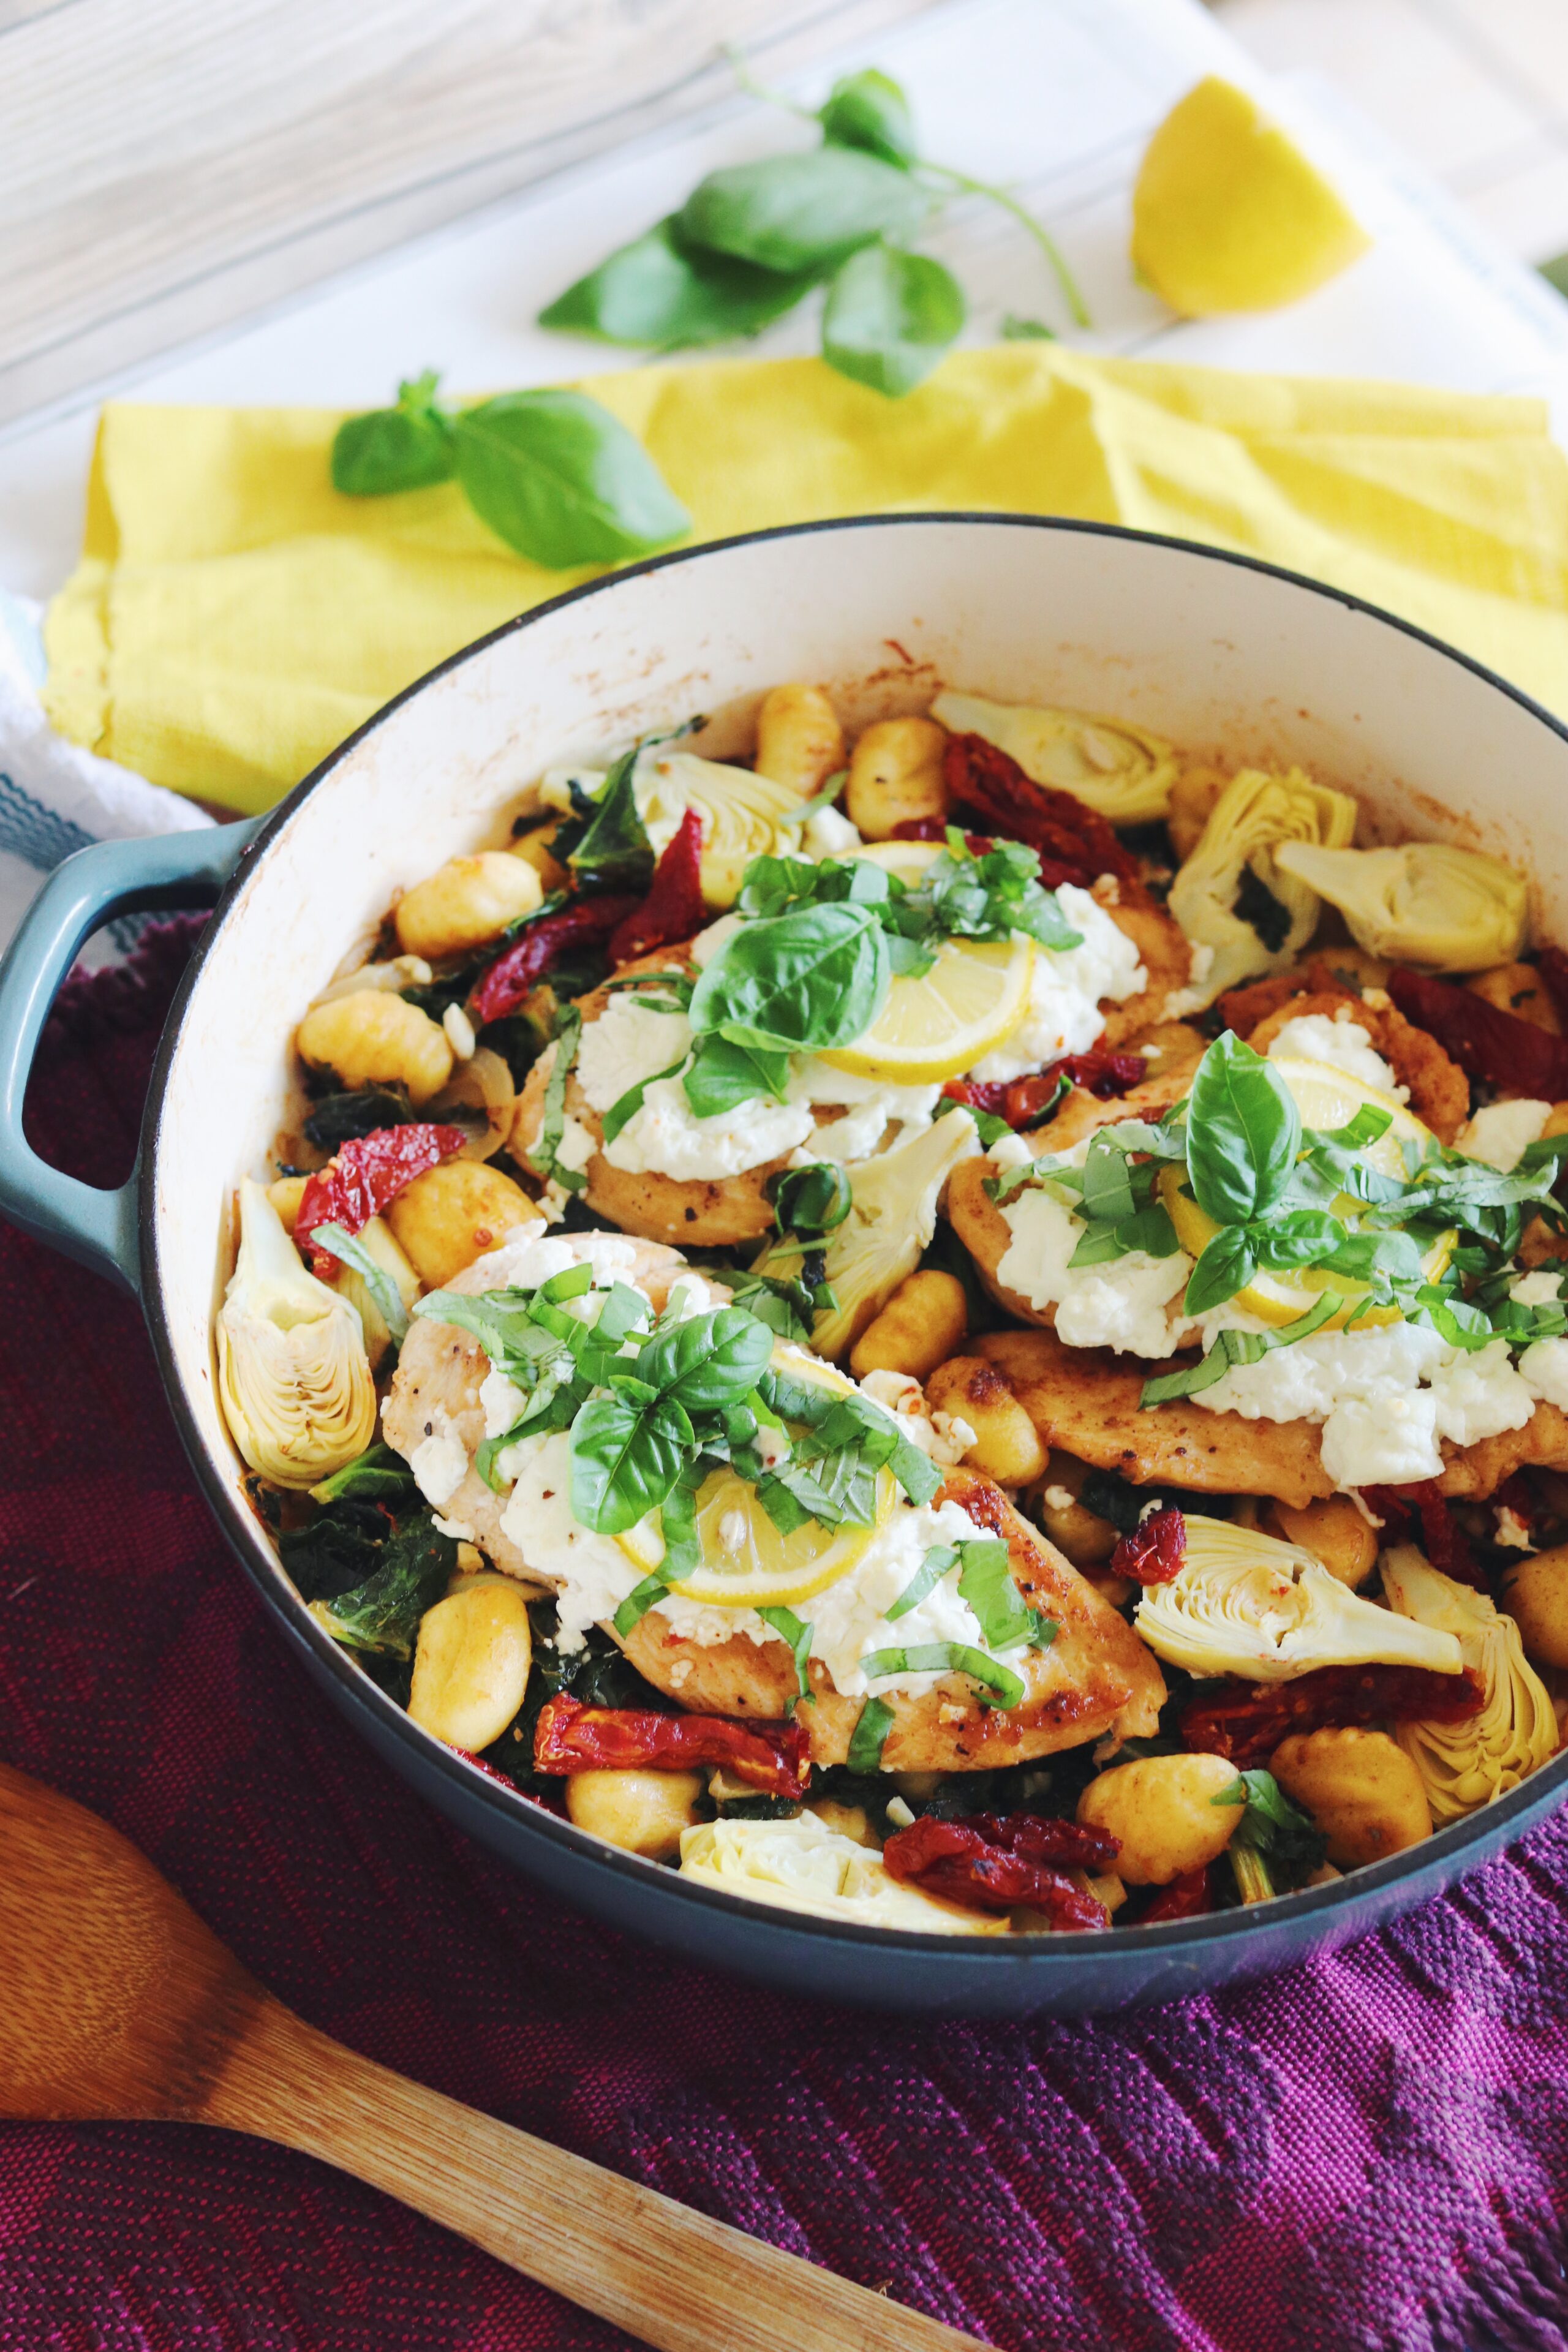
1161;1054;1453;1330
1133;77;1370;317
616;1348;896;1609
818;935;1035;1085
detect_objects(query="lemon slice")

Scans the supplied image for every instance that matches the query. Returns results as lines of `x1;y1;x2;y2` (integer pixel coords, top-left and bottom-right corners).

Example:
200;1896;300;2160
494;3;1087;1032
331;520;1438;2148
818;935;1035;1085
849;839;944;886
1162;1054;1453;1330
616;1348;895;1609
1133;77;1370;317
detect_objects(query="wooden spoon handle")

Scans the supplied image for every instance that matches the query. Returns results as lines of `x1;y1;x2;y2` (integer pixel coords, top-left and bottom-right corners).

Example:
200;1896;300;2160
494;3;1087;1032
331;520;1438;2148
204;1994;988;2352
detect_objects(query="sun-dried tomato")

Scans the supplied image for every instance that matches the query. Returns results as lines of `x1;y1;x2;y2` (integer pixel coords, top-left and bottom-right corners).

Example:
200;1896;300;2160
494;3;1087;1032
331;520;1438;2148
1180;1663;1485;1770
532;1694;810;1799
1387;967;1568;1100
1111;1505;1186;1586
1139;1868;1213;1923
1362;1482;1485;1589
608;807;706;966
295;1123;467;1278
1534;946;1568;1031
881;1811;1117;1926
942;1047;1147;1130
941;734;1140;890
469;895;641;1025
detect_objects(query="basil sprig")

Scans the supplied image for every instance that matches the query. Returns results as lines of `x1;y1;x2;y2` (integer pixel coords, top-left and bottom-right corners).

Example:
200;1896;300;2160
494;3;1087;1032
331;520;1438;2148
680;835;1079;1112
331;375;690;569
539;64;1087;397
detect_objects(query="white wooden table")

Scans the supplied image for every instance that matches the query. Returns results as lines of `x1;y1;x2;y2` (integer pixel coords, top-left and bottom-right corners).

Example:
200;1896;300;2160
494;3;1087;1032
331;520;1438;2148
5;0;1568;603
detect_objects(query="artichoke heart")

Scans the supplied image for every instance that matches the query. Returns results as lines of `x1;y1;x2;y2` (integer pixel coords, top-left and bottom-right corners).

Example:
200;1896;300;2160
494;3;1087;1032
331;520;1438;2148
1135;1517;1464;1682
1382;1545;1558;1824
930;690;1177;823
679;1817;1006;1933
633;747;805;909
1167;765;1357;1008
1272;840;1528;972
750;1110;982;1361
217;1180;377;1488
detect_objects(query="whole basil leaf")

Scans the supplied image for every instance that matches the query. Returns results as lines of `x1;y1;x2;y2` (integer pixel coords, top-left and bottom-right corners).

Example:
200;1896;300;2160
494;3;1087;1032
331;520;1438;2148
539;216;823;349
1253;1210;1348;1271
636;1306;774;1414
1183;1227;1259;1318
453;390;691;567
570;1394;692;1533
822;242;965;398
682;1035;792;1115
1186;1033;1301;1226
818;69;918;167
566;745;654;894
688;903;889;1053
678;147;927;274
331;372;454;496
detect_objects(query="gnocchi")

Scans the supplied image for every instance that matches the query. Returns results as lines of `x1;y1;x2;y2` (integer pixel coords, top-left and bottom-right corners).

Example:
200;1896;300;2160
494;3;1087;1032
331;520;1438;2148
394;852;544;962
753;683;845;797
845;717;948;840
566;1770;704;1860
296;990;453;1106
385;1160;543;1286
925;1357;1047;1486
408;1575;533;1752
849;1270;968;1382
1269;1728;1431;1868
1076;1753;1243;1885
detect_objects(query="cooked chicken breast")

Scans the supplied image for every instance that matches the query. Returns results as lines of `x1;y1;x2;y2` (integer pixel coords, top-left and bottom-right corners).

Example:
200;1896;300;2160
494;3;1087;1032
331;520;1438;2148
621;1466;1166;1766
382;1228;709;1580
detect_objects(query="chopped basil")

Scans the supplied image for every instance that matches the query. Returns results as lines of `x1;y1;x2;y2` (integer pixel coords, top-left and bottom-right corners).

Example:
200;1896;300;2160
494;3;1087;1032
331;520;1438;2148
758;1605;814;1709
1140;1292;1345;1407
846;1695;897;1773
600;1054;687;1145
886;1545;957;1620
310;1221;410;1343
955;1537;1055;1651
857;1642;1026;1709
524;1003;587;1193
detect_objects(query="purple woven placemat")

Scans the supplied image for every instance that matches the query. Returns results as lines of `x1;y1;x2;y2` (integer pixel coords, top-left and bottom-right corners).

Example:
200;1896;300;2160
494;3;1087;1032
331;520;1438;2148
3;919;1568;2352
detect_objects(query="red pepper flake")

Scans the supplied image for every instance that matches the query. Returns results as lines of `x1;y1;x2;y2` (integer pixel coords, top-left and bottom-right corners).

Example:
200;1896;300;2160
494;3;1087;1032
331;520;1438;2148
1387;965;1568;1100
1140;1866;1213;1923
608;807;707;967
944;1048;1146;1131
1361;1482;1485;1589
1180;1662;1486;1770
881;1811;1117;1926
532;1694;810;1799
1111;1505;1186;1586
941;734;1140;891
295;1123;467;1278
469;895;641;1026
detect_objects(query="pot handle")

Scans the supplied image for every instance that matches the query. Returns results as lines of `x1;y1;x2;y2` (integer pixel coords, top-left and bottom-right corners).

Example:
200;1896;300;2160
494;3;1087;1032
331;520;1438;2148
0;821;258;1294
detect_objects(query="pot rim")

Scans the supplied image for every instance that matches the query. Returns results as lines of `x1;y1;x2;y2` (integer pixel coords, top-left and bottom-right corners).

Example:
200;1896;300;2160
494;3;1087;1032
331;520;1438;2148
135;509;1568;1966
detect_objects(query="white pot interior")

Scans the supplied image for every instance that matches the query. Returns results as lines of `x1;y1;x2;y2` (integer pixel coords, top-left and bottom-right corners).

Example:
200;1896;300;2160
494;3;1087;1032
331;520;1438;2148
149;516;1568;1565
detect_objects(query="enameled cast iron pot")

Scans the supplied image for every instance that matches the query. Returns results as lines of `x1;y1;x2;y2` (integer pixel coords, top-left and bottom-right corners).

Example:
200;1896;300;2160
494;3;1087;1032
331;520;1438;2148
5;514;1568;2018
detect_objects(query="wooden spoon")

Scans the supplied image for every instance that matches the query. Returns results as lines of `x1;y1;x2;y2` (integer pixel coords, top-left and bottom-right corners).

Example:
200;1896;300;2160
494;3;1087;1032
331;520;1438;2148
0;1762;987;2352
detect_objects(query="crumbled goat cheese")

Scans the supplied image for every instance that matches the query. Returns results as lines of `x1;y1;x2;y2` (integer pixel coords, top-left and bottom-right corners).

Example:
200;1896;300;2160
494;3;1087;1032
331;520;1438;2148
967;886;1145;1084
1266;1009;1406;1100
409;1410;469;1509
1455;1099;1553;1172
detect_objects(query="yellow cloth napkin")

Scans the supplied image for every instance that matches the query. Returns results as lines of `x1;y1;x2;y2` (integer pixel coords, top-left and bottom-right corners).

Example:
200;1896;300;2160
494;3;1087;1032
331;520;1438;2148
45;347;1568;816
